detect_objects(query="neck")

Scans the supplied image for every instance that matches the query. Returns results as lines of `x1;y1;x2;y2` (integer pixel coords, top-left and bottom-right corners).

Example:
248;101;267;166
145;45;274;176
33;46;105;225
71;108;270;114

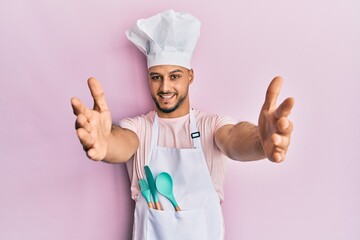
157;100;190;118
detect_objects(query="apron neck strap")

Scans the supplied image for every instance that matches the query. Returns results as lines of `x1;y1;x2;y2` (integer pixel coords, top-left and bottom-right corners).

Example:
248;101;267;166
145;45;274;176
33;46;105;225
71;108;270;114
189;109;202;149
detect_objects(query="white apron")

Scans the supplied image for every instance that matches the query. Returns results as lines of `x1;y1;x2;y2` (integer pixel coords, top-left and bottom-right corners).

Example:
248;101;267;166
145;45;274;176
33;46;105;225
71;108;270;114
133;109;224;240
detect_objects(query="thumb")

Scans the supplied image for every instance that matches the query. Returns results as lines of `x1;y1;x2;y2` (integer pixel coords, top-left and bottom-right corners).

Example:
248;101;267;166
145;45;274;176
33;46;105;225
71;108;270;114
87;77;110;112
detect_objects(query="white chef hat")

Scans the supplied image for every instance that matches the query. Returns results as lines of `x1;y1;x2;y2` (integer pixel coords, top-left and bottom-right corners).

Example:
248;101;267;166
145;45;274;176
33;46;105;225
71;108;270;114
126;9;201;69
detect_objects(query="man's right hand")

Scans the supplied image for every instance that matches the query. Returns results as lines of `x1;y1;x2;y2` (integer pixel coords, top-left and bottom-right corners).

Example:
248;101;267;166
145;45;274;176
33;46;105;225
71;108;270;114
71;77;112;161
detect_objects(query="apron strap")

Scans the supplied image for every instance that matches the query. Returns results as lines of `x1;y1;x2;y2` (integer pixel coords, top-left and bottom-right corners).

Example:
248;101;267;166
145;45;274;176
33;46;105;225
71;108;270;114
147;113;159;164
189;108;202;149
151;113;159;150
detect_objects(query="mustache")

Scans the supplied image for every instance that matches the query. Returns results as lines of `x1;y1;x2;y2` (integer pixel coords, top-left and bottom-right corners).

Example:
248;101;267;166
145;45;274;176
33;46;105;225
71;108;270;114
157;91;176;95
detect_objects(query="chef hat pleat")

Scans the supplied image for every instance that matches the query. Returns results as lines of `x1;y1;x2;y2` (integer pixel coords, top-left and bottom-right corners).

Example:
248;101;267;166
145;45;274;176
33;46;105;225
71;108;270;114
126;9;201;69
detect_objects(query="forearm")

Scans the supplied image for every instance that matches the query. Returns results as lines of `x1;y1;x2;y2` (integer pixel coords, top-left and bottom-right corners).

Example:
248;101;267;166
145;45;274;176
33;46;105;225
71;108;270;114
216;122;266;161
103;124;139;163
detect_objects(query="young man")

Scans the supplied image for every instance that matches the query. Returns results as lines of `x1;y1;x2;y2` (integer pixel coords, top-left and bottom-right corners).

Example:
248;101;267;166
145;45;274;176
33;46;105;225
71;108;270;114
71;9;294;240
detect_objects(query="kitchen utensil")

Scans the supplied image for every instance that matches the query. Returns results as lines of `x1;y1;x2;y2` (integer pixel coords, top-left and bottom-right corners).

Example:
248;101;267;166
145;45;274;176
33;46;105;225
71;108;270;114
138;179;154;208
155;172;181;211
144;165;162;210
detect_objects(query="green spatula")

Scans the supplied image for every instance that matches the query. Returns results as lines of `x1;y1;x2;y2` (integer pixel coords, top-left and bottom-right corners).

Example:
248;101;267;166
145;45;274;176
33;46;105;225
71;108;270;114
138;179;154;209
155;172;181;211
144;165;162;210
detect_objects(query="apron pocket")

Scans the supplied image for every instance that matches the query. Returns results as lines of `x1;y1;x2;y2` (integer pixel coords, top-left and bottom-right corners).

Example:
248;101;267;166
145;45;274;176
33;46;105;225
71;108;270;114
147;208;207;240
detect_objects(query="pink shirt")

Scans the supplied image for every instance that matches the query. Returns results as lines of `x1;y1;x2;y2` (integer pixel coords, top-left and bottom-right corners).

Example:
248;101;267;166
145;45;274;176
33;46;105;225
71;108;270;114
119;109;236;202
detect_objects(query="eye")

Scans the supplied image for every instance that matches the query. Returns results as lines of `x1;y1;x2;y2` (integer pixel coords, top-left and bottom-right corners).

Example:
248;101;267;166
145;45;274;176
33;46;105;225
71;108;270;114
151;75;161;81
171;74;181;80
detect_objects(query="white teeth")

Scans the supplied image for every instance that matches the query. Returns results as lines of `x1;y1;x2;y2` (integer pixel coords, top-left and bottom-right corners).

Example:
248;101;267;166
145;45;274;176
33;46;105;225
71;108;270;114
160;94;175;99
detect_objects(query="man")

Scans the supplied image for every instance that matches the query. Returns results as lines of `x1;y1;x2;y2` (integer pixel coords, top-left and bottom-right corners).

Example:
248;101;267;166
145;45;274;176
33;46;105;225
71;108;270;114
71;9;294;240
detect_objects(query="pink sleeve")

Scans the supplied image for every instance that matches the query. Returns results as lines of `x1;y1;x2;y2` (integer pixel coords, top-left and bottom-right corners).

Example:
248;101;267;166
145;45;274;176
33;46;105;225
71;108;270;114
119;117;138;134
214;115;237;132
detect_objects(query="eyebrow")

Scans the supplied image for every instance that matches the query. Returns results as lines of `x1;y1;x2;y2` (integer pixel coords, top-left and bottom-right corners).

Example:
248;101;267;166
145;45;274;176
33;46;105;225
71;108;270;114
149;69;184;76
170;69;184;74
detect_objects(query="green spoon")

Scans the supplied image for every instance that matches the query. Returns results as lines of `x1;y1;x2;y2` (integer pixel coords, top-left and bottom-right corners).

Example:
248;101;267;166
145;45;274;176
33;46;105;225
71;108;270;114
155;172;181;211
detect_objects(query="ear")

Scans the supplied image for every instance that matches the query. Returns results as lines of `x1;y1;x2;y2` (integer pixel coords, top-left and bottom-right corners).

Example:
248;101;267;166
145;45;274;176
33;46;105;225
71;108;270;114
189;69;194;84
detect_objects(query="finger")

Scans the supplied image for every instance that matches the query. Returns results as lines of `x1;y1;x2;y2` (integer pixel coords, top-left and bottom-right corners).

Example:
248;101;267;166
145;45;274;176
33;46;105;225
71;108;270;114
71;95;92;120
276;117;294;135
275;97;295;118
272;152;284;163
75;114;92;132
270;133;291;163
87;148;100;161
76;128;94;149
71;97;86;116
87;77;110;112
71;97;93;119
262;76;283;111
271;133;290;150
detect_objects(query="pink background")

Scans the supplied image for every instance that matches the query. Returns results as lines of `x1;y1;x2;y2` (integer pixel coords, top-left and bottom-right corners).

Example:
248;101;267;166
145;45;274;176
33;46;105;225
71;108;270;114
1;0;359;239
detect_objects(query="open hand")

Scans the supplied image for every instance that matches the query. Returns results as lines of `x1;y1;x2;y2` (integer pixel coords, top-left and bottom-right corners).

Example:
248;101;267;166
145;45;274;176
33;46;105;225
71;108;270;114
71;77;112;161
258;76;295;163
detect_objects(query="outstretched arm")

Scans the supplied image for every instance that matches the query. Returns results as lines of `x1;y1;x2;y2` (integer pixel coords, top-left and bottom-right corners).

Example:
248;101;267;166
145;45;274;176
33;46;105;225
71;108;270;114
71;77;139;163
215;76;294;163
215;122;266;161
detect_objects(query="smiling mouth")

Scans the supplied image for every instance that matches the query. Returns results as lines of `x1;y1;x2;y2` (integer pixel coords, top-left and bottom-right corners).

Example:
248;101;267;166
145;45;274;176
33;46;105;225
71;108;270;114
158;93;176;99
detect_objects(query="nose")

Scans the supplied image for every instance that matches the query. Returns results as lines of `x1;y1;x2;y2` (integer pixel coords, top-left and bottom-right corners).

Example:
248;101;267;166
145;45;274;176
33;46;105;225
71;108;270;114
160;78;171;92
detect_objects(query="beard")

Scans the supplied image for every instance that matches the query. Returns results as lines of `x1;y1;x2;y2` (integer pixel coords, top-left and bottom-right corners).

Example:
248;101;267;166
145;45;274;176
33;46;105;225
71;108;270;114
152;92;188;114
